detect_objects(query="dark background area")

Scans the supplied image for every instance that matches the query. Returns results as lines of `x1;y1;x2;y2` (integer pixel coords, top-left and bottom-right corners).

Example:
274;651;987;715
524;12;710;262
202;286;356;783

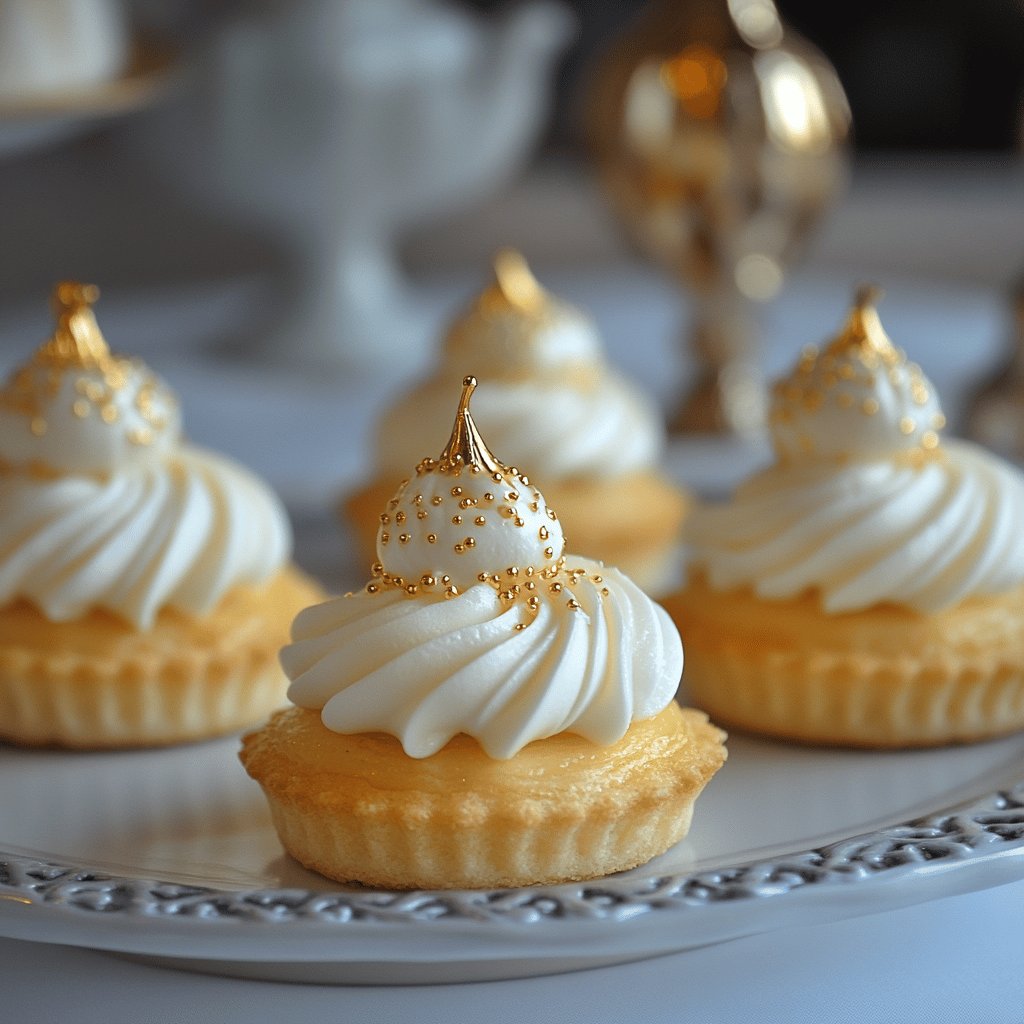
459;0;1024;152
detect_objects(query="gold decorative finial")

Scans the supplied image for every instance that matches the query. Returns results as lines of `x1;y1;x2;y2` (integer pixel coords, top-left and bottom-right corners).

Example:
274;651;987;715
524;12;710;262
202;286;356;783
37;281;111;367
827;284;898;362
438;375;503;474
491;249;544;313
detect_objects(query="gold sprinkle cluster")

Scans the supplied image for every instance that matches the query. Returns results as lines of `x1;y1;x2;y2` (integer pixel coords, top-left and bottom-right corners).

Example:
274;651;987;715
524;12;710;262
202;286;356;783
364;557;611;632
377;375;560;558
769;286;946;456
0;282;170;449
442;251;602;390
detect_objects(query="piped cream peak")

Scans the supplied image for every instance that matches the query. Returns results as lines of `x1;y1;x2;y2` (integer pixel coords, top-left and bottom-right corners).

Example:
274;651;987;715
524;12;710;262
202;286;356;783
826;284;899;365
486;249;545;314
437;375;504;475
37;282;111;368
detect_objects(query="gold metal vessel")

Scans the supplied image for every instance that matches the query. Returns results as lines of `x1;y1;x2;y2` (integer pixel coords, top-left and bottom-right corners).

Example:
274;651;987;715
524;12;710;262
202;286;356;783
588;0;851;433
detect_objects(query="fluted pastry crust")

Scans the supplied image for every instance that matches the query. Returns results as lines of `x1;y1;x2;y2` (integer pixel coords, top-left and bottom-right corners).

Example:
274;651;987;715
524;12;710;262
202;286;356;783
239;701;726;889
0;566;323;748
665;574;1024;747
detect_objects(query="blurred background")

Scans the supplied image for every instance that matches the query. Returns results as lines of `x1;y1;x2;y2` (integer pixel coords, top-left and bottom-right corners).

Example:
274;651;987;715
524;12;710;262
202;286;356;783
1;0;1024;512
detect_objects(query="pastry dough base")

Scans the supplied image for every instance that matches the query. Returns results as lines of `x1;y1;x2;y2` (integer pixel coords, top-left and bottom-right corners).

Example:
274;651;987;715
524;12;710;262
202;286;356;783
239;702;726;890
0;565;324;748
664;574;1024;747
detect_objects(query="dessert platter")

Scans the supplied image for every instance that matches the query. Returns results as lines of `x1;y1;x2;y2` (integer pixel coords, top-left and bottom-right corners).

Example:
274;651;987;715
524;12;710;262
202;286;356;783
1;727;1022;983
1;278;1024;985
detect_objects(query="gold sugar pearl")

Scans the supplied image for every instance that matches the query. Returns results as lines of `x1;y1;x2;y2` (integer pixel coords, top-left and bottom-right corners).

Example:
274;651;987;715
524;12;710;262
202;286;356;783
454;543;465;553
483;492;494;502
567;598;580;610
379;513;391;524
543;546;554;558
399;533;410;544
451;486;463;497
417;510;428;520
431;496;443;506
405;584;418;595
514;517;525;527
465;537;476;548
550;582;563;593
539;526;549;541
474;516;486;526
899;417;916;435
395;510;407;524
366;583;379;594
514;623;527;631
452;515;463;525
380;532;390;544
427;533;437;544
421;575;436;586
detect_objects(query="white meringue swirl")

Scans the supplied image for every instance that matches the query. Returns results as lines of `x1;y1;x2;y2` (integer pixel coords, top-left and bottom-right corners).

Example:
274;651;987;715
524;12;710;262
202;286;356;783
0;357;181;475
690;439;1024;614
376;374;662;481
0;446;291;629
283;558;682;759
690;291;1024;614
373;253;664;481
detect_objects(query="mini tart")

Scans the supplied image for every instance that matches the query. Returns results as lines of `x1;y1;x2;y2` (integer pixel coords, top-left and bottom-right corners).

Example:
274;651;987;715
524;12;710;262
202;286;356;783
665;573;1024;748
239;701;726;890
0;566;323;749
344;469;687;594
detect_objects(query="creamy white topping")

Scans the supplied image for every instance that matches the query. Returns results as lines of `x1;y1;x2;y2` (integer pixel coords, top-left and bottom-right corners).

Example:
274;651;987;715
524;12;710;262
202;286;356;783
0;358;181;475
690;290;1024;613
769;294;946;462
0;283;291;628
373;252;664;481
377;457;565;591
689;440;1024;613
0;446;291;629
286;375;682;758
283;557;681;759
375;373;661;480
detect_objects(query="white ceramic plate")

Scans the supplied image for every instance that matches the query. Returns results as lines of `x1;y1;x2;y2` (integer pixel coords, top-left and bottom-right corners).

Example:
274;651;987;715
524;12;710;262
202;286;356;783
1;725;1022;984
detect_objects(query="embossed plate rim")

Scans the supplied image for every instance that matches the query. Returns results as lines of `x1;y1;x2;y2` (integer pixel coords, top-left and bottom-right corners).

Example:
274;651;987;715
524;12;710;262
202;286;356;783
1;757;1022;975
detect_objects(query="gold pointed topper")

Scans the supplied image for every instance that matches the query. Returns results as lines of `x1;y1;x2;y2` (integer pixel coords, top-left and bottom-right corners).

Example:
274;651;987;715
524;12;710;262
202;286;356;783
827;285;900;365
36;281;111;368
437;375;504;475
484;249;545;314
